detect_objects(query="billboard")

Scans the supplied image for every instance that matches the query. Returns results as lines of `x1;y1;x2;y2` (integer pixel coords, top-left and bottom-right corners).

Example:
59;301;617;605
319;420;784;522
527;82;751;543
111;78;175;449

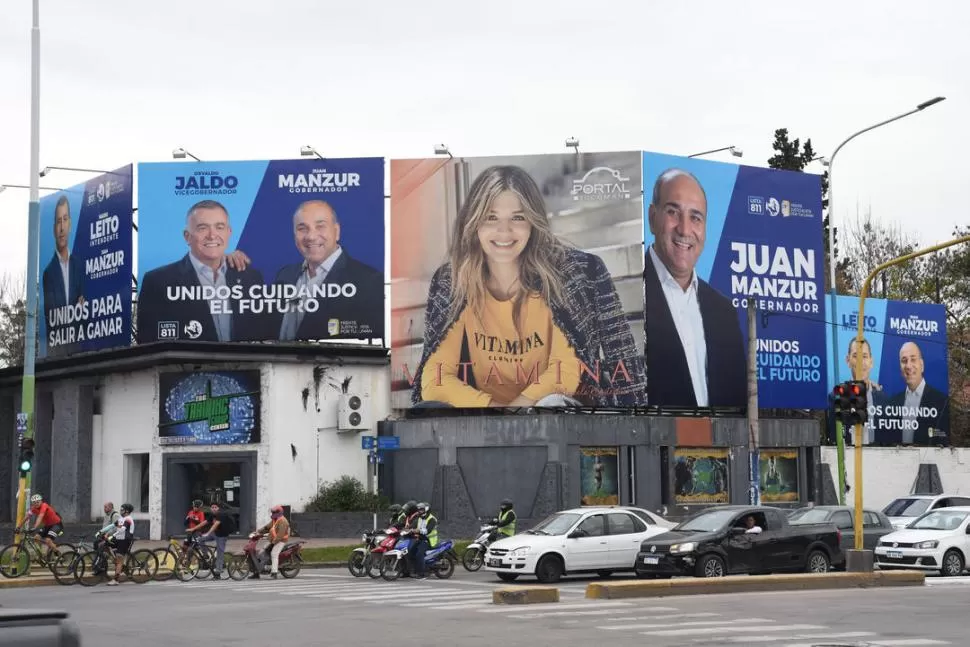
827;295;949;445
759;449;799;502
158;370;261;445
390;153;647;410
38;165;133;359
136;158;384;344
673;447;729;504
642;152;826;409
579;447;619;506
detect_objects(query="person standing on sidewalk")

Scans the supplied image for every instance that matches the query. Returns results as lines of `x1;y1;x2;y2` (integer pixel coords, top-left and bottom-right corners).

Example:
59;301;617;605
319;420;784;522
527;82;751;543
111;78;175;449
201;502;235;579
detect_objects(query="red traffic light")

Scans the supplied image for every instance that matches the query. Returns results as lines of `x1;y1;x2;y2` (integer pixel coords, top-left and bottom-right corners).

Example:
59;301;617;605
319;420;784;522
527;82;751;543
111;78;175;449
850;384;861;395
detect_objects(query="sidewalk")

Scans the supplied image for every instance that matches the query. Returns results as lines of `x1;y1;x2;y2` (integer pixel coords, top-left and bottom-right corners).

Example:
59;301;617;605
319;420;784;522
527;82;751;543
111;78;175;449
133;537;360;551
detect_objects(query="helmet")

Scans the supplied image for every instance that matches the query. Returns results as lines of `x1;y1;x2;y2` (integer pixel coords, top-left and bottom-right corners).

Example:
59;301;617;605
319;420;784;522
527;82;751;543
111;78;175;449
416;502;429;514
501;498;513;509
192;499;203;508
270;505;284;514
120;503;134;515
403;500;417;514
30;494;42;505
388;504;402;514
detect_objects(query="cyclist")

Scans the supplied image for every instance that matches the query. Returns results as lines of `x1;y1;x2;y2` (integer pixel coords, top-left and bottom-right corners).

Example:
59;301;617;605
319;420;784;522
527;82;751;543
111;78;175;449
200;501;235;579
184;499;209;548
106;503;135;586
27;494;63;554
95;502;120;553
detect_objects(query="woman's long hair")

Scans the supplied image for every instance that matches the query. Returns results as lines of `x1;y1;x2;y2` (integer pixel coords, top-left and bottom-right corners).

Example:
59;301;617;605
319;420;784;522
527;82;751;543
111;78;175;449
447;165;567;332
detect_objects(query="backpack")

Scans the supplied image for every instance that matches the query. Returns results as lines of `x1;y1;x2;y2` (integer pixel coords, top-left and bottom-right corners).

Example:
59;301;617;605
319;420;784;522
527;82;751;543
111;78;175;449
220;512;237;535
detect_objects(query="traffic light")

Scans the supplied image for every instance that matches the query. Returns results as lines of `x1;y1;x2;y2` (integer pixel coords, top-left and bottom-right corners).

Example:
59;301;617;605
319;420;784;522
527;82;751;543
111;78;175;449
832;383;850;426
18;438;34;476
846;380;868;426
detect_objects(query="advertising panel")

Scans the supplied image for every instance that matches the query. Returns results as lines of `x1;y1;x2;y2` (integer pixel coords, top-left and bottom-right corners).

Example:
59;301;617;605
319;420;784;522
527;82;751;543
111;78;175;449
827;295;949;445
390;152;646;410
759;449;799;502
136;158;384;344
642;152;826;409
674;447;729;504
158;370;261;445
579;447;619;506
38;165;133;358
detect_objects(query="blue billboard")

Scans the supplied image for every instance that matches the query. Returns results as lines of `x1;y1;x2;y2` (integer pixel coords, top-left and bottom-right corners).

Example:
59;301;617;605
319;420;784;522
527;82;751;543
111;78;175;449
827;296;949;445
158;370;261;445
642;152;826;409
38;165;134;359
136;158;385;343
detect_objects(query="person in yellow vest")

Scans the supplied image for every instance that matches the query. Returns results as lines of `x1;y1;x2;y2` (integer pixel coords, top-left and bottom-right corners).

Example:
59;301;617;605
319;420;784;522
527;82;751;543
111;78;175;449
253;504;290;579
409;502;438;580
496;498;516;538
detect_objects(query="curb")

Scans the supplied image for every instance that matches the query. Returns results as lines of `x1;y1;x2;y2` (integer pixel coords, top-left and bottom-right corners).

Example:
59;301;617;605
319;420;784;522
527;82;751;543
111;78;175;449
585;571;925;599
493;586;560;605
0;576;58;589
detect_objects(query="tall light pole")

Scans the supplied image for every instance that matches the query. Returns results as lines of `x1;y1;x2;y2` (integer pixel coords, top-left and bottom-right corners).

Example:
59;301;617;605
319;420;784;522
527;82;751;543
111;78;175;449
15;0;42;531
688;145;743;159
828;96;946;504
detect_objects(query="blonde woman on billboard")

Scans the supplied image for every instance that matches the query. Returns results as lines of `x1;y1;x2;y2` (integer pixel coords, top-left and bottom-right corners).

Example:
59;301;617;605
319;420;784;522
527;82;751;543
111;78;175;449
411;165;647;408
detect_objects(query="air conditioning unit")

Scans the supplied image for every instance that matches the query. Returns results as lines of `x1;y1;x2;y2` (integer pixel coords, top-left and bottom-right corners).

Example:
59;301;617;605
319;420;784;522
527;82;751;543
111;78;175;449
337;393;370;431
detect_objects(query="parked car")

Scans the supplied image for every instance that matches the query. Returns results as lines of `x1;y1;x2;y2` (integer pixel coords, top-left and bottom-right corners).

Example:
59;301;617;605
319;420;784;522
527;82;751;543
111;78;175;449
634;505;844;578
882;494;970;530
483;506;669;583
614;506;677;529
875;506;970;576
788;505;894;553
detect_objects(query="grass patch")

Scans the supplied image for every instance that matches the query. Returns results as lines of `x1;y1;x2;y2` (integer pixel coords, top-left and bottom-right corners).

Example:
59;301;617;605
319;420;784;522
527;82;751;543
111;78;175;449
302;540;472;564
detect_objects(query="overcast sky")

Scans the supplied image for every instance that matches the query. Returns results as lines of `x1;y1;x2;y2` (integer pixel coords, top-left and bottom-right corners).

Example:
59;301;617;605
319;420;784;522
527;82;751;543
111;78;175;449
0;0;965;287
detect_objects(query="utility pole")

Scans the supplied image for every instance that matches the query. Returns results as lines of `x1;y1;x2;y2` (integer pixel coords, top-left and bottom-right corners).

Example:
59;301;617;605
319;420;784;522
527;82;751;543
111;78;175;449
747;300;760;506
15;0;42;533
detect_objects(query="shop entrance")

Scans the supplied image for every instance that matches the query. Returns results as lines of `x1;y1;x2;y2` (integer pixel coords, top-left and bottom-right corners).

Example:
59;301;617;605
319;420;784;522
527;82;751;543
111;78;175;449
163;452;256;537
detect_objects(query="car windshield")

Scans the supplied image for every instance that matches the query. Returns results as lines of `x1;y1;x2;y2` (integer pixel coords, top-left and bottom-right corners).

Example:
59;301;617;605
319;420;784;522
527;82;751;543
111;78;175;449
788;508;833;524
675;509;740;532
910;510;969;531
883;498;931;517
527;513;581;536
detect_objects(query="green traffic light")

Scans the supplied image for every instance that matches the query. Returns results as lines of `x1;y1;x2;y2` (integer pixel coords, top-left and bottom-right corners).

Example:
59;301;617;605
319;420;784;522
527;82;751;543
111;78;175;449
19;460;31;472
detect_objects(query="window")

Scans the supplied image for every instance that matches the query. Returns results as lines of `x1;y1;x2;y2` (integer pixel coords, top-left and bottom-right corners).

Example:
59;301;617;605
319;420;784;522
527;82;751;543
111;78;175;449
575;514;606;537
124;453;150;514
831;511;853;529
952;497;970;507
629;509;655;525
863;511;880;528
608;513;645;535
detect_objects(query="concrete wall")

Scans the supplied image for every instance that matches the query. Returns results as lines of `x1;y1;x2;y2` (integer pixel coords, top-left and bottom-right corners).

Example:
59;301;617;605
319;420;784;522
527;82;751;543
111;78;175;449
821;446;970;511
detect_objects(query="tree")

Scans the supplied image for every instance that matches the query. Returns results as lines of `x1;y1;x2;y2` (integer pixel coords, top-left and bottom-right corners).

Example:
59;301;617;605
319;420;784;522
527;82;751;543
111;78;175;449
0;272;28;368
841;207;931;302
767;128;852;293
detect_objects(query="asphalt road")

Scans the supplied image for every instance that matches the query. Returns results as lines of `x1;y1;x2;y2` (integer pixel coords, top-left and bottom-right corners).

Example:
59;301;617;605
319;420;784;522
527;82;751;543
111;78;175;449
2;568;969;646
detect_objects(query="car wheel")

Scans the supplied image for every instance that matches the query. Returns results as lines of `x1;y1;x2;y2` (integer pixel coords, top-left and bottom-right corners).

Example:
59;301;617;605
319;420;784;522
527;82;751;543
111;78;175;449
695;554;726;578
496;573;519;582
535;555;564;583
806;550;830;573
941;549;965;577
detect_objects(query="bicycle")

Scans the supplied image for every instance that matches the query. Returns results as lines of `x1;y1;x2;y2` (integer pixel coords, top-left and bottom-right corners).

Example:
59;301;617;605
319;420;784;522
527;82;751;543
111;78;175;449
52;537;101;586
158;534;229;582
0;524;76;578
75;534;158;586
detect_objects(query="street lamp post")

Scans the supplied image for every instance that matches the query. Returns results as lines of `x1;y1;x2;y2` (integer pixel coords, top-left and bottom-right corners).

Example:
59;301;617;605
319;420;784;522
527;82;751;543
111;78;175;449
828;96;946;504
687;145;743;158
15;0;42;531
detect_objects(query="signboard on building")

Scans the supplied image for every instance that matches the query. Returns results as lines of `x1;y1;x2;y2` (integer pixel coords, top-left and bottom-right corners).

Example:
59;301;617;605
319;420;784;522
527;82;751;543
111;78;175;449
136;158;385;344
389;152;646;410
827;295;949;445
158;370;261;445
642;152;826;410
38;165;134;359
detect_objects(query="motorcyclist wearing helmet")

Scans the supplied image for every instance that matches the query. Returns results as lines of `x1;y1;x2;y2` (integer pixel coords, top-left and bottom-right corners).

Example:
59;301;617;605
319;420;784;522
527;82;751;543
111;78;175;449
252;505;290;579
105;503;135;586
401;500;417;524
387;504;404;529
496;499;516;538
28;493;63;553
408;502;437;580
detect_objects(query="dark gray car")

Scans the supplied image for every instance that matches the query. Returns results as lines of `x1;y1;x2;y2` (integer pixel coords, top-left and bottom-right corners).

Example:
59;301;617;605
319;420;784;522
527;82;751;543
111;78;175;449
788;505;894;553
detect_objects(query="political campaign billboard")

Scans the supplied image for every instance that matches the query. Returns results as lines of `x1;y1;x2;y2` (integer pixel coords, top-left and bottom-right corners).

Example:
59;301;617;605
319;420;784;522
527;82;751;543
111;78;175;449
38;165;133;359
389;152;646;410
136;158;384;344
642;151;826;410
827;295;949;445
158;370;261;445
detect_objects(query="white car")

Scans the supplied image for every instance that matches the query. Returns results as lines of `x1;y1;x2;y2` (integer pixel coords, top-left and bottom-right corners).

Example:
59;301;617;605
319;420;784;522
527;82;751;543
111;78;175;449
874;505;970;576
483;506;670;583
882;494;970;530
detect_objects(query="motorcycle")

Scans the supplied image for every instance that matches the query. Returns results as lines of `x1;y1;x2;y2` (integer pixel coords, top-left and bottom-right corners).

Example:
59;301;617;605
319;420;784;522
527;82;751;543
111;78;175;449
348;529;386;577
366;527;402;579
228;532;305;580
380;532;456;581
462;518;499;572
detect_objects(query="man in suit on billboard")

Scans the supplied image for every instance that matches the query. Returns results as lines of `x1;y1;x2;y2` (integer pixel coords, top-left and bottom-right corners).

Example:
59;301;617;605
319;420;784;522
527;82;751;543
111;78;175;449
644;168;746;408
888;341;949;446
136;200;265;343
42;196;85;356
274;199;382;340
845;337;890;445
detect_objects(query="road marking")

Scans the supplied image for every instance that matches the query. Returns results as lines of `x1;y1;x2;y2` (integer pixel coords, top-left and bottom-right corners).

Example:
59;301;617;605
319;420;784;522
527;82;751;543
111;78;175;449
423;602;495;610
863;641;951;646
599;612;720;622
477;601;632;613
701;632;877;643
601;618;770;631
510;609;706;620
400;594;491;608
332;588;474;601
640;624;826;637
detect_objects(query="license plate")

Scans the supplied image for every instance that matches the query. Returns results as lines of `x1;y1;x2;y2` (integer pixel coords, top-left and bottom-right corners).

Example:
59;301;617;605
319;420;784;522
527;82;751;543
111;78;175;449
488;559;502;567
886;550;903;559
643;556;659;565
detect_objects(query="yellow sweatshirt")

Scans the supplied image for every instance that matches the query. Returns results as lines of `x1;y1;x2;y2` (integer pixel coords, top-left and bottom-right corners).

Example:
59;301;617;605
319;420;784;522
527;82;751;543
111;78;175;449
421;292;581;407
